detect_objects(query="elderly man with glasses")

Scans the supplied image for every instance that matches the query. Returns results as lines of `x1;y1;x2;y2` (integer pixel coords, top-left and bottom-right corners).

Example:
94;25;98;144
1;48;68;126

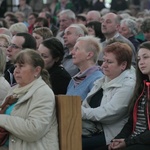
4;32;36;86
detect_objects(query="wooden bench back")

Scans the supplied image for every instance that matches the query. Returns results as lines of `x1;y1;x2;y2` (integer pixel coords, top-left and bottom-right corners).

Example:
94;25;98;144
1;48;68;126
55;95;82;150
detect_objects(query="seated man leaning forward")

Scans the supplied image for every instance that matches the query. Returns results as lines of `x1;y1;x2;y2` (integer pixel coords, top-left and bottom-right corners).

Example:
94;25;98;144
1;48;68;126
66;36;103;101
81;41;136;150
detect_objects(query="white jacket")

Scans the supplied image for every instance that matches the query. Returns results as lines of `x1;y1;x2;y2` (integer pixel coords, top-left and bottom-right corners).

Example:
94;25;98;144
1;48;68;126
82;68;136;144
0;77;59;150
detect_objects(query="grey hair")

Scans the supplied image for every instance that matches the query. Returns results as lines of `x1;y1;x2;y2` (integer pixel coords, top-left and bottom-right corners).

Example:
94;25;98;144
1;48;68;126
9;22;28;34
68;24;85;36
76;36;102;63
59;9;76;20
121;18;138;36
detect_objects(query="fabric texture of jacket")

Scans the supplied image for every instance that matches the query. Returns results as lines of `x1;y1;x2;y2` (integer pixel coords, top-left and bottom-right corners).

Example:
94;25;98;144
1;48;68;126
115;80;150;146
82;68;136;144
67;70;103;101
0;77;59;150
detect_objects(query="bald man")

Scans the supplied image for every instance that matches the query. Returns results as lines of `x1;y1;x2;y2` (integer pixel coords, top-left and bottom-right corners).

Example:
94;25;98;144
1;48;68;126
86;10;101;24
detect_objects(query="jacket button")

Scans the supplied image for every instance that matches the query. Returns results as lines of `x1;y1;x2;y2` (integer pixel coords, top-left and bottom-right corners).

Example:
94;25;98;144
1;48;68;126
11;139;16;143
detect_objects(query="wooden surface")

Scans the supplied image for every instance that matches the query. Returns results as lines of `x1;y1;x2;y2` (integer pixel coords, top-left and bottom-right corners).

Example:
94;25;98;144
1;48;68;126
56;95;82;150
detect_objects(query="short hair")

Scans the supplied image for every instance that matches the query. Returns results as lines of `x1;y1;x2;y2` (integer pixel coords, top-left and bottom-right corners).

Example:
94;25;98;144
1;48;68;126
76;36;101;63
104;42;132;69
141;17;150;33
86;10;101;22
102;13;121;25
34;17;49;28
28;12;39;19
42;37;64;66
15;11;25;19
32;27;53;40
14;49;51;86
68;24;85;36
76;14;87;21
15;33;36;50
9;22;28;35
0;28;12;37
77;24;88;35
0;48;6;75
120;18;138;36
59;9;76;20
0;34;11;47
4;12;18;23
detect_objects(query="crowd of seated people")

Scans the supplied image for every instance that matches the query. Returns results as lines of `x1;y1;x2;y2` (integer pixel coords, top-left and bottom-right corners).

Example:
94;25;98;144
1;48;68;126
0;0;150;149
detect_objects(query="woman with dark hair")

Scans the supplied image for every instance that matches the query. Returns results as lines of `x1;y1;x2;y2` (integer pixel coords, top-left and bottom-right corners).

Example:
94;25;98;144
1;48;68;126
86;21;105;42
108;41;150;150
38;37;71;94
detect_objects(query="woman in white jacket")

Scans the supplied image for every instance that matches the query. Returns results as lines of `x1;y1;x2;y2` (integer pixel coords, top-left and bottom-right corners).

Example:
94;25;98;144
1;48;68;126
0;49;59;150
82;41;136;150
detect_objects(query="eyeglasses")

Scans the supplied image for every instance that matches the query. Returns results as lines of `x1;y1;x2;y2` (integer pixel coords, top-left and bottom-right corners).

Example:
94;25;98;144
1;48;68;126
8;43;22;49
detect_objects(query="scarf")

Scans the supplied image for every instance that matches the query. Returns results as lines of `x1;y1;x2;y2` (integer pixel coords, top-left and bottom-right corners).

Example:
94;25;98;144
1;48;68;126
12;78;37;99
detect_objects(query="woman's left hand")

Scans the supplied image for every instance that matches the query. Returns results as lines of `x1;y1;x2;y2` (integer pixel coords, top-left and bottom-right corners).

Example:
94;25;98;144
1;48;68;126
110;139;126;149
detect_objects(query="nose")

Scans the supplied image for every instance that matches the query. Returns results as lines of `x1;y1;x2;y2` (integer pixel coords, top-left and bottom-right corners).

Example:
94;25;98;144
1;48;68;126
101;61;107;69
138;58;144;65
63;34;66;39
7;45;13;53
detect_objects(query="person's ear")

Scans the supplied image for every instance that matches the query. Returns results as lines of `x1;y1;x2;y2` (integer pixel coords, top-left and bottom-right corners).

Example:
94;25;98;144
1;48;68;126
34;66;41;77
121;61;127;71
87;51;94;60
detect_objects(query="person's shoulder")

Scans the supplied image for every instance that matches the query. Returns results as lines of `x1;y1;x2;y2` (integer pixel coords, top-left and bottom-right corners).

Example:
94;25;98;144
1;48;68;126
34;81;54;97
122;68;136;85
50;66;71;78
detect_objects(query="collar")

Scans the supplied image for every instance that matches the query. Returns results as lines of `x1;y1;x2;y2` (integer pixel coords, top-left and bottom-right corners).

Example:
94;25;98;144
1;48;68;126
105;32;120;42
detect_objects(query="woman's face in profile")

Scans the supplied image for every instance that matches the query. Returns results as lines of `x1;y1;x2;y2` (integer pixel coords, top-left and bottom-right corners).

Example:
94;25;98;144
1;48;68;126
38;44;56;70
87;27;95;37
138;48;150;77
14;62;39;87
101;52;126;80
32;33;43;49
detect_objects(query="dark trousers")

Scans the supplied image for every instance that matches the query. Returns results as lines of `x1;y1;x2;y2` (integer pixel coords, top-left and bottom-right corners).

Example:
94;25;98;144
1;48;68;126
125;144;150;150
82;132;106;150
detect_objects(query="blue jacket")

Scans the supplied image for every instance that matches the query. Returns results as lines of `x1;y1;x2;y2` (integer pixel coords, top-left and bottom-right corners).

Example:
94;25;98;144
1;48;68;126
66;70;103;100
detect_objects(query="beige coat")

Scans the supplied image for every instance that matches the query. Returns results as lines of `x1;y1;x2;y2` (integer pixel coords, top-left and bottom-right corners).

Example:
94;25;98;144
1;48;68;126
0;77;59;150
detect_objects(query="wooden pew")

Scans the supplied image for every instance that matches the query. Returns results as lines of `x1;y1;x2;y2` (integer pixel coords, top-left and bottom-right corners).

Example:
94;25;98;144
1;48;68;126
55;95;82;150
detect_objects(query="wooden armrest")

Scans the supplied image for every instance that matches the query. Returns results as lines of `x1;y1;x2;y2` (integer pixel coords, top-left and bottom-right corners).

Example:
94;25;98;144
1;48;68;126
55;95;82;150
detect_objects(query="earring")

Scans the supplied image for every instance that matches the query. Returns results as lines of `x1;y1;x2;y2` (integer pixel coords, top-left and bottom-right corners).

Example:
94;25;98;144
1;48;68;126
34;74;37;78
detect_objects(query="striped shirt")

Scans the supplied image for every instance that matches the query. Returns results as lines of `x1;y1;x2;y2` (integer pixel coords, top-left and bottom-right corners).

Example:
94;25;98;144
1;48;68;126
131;90;148;138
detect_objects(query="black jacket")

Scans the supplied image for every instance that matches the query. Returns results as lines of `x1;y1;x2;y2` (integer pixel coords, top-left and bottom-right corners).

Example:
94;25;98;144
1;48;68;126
47;65;71;95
